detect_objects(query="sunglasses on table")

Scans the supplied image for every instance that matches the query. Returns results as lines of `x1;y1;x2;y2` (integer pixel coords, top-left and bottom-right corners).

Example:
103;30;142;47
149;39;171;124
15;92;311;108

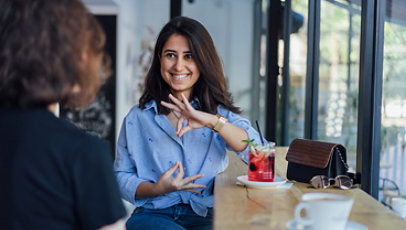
310;175;353;190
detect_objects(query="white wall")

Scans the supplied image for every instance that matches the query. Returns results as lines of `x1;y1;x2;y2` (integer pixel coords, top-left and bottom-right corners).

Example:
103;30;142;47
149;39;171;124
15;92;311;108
113;0;170;142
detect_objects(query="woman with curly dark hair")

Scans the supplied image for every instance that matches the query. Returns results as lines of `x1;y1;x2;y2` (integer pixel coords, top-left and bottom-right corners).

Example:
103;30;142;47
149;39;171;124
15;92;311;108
0;0;126;229
115;16;266;230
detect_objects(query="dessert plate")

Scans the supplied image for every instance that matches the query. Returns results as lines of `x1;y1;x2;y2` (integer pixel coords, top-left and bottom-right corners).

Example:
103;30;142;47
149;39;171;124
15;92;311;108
236;175;287;189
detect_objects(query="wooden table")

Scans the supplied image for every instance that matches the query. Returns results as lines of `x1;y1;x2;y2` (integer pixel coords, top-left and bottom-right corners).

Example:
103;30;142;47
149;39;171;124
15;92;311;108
213;147;406;230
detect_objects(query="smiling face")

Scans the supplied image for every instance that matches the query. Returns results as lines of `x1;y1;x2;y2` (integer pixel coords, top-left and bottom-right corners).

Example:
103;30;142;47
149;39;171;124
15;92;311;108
160;34;200;99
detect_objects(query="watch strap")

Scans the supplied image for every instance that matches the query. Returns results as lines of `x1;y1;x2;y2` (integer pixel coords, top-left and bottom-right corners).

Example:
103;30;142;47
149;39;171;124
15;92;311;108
212;114;227;132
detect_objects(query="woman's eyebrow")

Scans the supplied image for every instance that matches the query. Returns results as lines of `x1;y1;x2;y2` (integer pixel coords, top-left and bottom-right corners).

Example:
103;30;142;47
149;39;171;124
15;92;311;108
163;49;192;54
163;49;176;53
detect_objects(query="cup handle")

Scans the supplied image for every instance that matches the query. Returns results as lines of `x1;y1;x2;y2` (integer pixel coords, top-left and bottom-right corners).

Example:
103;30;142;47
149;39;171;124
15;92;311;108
294;202;312;226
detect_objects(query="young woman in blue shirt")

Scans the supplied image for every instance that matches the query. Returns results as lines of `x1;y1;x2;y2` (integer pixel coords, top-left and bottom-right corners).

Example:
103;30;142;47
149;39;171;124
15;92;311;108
114;16;265;230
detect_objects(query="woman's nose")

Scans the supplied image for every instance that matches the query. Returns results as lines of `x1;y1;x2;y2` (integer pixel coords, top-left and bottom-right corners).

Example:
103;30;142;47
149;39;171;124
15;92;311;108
174;57;184;71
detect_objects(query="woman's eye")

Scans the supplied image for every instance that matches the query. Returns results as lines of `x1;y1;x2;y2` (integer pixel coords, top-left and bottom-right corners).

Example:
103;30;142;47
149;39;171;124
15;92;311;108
184;54;193;59
165;53;176;58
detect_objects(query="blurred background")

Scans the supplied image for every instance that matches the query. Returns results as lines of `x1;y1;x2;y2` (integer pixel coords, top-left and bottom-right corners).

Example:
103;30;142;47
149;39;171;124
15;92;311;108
60;0;406;219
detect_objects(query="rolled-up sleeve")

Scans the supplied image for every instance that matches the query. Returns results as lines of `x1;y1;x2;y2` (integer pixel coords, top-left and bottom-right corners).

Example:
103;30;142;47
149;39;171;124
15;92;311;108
114;118;149;206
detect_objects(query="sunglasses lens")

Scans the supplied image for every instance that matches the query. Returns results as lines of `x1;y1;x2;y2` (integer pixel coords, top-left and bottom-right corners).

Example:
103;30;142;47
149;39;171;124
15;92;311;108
311;175;329;189
335;175;353;189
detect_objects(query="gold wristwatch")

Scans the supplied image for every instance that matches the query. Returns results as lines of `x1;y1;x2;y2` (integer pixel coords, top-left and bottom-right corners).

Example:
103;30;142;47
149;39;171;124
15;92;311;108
212;114;227;132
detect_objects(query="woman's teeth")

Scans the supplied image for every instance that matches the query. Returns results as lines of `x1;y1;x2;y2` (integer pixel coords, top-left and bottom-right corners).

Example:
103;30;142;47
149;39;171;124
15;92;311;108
173;74;188;79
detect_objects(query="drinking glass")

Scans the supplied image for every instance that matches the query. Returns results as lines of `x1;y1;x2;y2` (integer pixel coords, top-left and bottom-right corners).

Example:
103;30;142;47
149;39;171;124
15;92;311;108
248;142;275;182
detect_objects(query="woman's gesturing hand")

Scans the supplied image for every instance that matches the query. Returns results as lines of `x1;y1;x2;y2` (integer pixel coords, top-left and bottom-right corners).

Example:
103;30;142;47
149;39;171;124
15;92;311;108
161;93;214;137
153;161;206;196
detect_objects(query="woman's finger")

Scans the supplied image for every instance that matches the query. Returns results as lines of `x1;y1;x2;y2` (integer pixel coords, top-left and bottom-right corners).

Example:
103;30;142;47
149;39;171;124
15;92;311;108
168;94;186;110
176;117;185;133
183;189;202;194
175;161;184;179
181;93;193;111
184;182;207;189
160;101;181;113
182;182;207;192
163;161;179;177
182;173;205;184
177;125;192;138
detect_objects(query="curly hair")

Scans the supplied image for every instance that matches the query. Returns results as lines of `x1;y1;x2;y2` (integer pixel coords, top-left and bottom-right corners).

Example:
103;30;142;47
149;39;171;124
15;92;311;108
0;0;108;109
139;16;240;115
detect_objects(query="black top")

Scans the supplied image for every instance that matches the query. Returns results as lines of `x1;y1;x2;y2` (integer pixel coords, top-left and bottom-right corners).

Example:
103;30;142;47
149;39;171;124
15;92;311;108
0;109;126;230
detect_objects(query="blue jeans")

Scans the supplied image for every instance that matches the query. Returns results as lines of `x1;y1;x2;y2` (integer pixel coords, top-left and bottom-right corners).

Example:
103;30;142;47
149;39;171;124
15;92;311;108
126;203;213;230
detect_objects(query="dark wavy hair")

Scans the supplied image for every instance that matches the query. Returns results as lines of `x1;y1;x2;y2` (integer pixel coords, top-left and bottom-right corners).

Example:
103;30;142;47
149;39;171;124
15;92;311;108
139;16;240;115
0;0;109;109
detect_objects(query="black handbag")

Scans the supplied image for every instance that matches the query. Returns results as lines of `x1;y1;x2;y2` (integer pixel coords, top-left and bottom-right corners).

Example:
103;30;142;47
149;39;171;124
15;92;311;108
285;138;349;183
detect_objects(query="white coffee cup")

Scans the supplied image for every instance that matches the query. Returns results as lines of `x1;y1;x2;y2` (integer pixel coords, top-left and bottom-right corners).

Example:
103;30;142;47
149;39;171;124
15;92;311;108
293;193;354;230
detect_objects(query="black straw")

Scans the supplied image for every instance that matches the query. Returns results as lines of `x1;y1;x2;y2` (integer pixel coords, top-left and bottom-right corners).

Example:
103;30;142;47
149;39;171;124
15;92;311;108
255;120;265;146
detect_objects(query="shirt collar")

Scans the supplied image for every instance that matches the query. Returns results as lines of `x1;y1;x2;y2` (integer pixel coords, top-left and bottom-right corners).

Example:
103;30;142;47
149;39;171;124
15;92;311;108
190;98;201;109
144;100;158;113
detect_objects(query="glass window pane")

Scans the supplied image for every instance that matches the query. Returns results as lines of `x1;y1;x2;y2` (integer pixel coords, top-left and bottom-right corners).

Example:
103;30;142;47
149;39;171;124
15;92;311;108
318;0;361;170
182;0;255;121
380;0;406;210
288;0;308;143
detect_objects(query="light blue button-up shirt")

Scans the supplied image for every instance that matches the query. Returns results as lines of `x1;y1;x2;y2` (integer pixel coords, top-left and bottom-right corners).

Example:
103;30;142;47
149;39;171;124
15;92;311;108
114;100;264;217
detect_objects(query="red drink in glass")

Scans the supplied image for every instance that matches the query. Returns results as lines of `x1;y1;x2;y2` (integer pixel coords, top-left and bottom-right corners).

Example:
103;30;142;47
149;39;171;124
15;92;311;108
248;143;275;182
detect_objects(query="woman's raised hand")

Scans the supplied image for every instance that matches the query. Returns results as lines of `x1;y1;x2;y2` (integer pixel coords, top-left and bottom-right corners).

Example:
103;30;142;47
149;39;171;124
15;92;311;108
153;161;206;196
161;93;213;137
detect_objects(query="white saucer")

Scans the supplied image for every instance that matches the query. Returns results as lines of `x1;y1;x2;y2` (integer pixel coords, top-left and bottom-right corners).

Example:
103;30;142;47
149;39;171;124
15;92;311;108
345;221;368;230
236;175;286;189
285;219;368;230
285;219;310;230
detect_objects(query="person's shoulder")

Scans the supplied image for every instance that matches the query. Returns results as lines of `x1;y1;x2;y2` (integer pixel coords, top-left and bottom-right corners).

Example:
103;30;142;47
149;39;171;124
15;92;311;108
26;109;83;138
38;112;104;147
126;101;157;119
59;119;105;146
217;105;234;117
58;121;110;160
54;115;86;136
127;104;143;115
24;110;109;157
1;108;94;146
217;105;246;122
